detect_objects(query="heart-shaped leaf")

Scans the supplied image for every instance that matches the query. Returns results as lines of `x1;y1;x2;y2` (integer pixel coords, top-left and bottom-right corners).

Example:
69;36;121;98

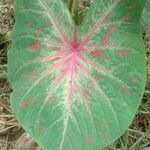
8;0;146;149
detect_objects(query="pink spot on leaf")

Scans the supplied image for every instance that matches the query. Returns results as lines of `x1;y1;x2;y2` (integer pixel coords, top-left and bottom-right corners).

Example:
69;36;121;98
125;32;132;36
28;22;32;27
85;90;91;97
19;98;35;109
28;70;38;81
40;127;47;133
106;26;116;37
29;41;43;51
75;83;91;113
36;28;43;37
131;75;138;83
102;38;110;46
51;57;61;62
92;50;102;57
95;74;104;81
120;84;132;96
100;121;108;128
123;15;129;21
53;47;61;51
20;72;26;78
47;20;51;27
102;133;109;140
119;50;128;58
87;135;94;145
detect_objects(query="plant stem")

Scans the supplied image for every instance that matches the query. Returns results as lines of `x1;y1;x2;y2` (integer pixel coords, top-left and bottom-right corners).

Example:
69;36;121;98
71;0;79;24
68;0;73;11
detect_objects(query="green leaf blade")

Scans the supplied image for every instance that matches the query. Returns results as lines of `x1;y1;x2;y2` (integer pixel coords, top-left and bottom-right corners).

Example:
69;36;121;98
8;0;146;150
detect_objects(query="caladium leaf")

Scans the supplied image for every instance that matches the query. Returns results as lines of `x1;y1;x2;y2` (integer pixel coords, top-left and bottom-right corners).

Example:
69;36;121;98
8;0;146;150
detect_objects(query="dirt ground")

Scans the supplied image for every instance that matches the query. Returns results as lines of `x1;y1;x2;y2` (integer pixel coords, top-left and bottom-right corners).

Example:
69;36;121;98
0;0;150;150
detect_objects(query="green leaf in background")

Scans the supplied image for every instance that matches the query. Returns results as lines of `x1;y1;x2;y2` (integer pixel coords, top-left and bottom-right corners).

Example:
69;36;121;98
8;0;146;149
143;0;150;33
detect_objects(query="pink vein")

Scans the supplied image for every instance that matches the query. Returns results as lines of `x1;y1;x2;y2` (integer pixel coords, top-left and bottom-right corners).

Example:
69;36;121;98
72;25;79;49
79;54;113;78
77;23;101;50
16;50;71;73
83;45;136;53
39;0;73;49
77;61;111;105
82;45;116;52
77;62;119;125
49;15;72;48
44;41;64;48
75;83;97;133
75;82;91;113
26;50;70;66
20;57;70;102
67;53;77;105
20;7;72;49
57;9;65;28
77;62;101;90
36;67;68;120
78;0;120;49
79;54;131;91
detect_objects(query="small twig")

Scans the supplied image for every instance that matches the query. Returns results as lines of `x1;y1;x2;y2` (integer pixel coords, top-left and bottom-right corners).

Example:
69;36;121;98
0;125;18;133
128;128;145;135
0;103;12;114
0;115;14;118
145;90;150;94
71;0;79;24
140;111;150;115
